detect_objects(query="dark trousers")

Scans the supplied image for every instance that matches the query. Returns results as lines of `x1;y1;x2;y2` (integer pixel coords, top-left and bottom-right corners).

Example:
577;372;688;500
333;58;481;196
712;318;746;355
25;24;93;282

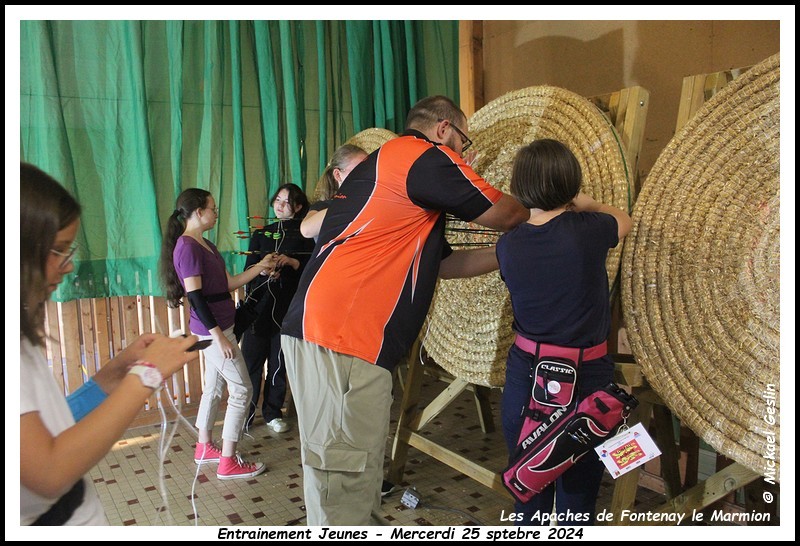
501;344;613;526
241;325;286;424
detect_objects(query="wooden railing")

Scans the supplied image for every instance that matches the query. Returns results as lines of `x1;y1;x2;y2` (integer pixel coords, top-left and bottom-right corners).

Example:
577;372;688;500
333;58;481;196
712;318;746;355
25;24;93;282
44;292;240;428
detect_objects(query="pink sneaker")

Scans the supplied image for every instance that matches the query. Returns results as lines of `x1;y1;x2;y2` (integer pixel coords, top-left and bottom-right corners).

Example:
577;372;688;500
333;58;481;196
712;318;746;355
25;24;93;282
217;454;266;480
194;442;223;464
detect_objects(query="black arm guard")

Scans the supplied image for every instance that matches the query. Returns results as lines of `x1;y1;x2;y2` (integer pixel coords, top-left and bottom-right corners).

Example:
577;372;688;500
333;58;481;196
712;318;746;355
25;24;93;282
186;289;219;331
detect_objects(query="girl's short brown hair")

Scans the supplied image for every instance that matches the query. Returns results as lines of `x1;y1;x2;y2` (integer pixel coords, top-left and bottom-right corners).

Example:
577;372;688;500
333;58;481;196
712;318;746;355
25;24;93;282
510;139;582;211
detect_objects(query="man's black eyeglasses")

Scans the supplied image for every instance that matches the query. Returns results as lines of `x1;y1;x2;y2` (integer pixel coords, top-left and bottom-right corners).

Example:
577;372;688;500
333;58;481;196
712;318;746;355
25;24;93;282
438;119;473;152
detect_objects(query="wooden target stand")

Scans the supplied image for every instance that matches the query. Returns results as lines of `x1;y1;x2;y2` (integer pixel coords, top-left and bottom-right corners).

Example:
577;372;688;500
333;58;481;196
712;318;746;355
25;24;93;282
606;65;771;526
612;67;778;522
387;84;654;508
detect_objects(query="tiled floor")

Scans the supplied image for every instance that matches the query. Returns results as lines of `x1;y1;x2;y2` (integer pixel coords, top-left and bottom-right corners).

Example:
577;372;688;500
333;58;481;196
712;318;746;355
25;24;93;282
89;369;669;529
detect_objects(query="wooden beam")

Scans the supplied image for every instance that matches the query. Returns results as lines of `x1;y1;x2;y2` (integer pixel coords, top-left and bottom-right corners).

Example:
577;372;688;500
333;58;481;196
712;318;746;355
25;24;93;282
635;463;761;525
679;426;700;489
619;87;649;198
587;86;649;199
417;359;497;432
459;21;483;118
410;378;469;430
406;430;511;497
613;361;644;388
675;75;706;133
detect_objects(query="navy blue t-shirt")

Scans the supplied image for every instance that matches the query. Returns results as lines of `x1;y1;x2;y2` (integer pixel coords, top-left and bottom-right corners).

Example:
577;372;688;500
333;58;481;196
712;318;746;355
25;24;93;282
496;211;618;348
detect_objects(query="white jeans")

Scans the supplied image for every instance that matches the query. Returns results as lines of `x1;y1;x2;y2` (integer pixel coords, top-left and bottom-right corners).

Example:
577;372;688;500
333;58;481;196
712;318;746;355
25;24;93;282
194;326;252;443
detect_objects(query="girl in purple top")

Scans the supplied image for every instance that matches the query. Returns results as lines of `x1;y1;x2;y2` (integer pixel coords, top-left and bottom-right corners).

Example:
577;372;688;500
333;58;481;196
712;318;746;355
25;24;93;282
159;188;275;480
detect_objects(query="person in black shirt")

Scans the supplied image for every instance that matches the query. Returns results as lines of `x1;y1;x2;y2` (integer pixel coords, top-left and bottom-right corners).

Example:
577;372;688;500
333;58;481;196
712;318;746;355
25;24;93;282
241;184;315;433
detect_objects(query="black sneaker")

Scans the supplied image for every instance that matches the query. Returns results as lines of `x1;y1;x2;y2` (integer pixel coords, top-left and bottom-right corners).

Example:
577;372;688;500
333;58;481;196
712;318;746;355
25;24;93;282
381;479;398;497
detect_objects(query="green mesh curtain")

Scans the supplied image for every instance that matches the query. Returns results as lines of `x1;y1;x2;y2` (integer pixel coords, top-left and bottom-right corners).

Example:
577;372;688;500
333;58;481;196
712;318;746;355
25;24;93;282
20;20;458;301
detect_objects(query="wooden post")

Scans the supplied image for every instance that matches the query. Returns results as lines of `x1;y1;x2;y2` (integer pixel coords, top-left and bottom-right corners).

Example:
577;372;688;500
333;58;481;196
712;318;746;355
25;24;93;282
61;301;82;394
679;427;700;489
388;338;425;484
459;21;483;118
45;300;66;394
652;405;683;498
587;85;649;199
608;387;655;524
473;385;495;434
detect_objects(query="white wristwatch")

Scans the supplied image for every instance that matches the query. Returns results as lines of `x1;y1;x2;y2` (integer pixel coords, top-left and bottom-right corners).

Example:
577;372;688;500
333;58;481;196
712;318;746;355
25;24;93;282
128;361;163;391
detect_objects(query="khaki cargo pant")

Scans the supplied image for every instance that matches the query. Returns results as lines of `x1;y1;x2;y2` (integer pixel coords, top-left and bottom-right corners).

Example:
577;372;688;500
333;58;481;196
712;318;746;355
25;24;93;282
282;335;392;526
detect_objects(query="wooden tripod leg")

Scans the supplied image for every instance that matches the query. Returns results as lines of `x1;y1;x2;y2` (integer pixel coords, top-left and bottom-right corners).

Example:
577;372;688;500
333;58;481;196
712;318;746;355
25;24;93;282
473;385;495;433
653;404;682;498
388;339;424;484
609;391;654;524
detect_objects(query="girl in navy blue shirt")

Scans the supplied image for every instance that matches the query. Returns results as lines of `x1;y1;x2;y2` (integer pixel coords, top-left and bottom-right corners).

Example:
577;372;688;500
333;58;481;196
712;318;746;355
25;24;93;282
496;139;632;525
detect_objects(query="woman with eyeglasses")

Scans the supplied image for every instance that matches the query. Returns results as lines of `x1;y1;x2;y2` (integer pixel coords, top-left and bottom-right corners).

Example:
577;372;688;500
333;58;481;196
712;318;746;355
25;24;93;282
20;162;203;525
159;188;275;480
237;183;315;434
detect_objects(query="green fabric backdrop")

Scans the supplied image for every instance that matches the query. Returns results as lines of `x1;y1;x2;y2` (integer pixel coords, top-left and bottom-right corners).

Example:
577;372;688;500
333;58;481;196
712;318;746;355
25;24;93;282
20;20;458;300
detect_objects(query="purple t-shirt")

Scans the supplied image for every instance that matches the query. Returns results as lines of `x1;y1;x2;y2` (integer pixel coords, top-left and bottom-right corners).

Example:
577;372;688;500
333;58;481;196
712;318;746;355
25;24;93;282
173;235;235;335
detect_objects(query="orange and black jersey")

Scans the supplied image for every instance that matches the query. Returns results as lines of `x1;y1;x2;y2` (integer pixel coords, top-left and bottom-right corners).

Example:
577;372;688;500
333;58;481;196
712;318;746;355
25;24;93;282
282;129;502;371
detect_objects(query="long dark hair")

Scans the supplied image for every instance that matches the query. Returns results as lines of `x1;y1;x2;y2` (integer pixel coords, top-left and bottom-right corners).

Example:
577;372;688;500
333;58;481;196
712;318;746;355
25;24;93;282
159;188;211;308
510;139;582;210
21;163;81;346
271;183;310;219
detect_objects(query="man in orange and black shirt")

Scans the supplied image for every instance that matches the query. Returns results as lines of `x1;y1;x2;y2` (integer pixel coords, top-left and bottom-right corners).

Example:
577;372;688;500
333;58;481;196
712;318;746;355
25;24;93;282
282;95;528;525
